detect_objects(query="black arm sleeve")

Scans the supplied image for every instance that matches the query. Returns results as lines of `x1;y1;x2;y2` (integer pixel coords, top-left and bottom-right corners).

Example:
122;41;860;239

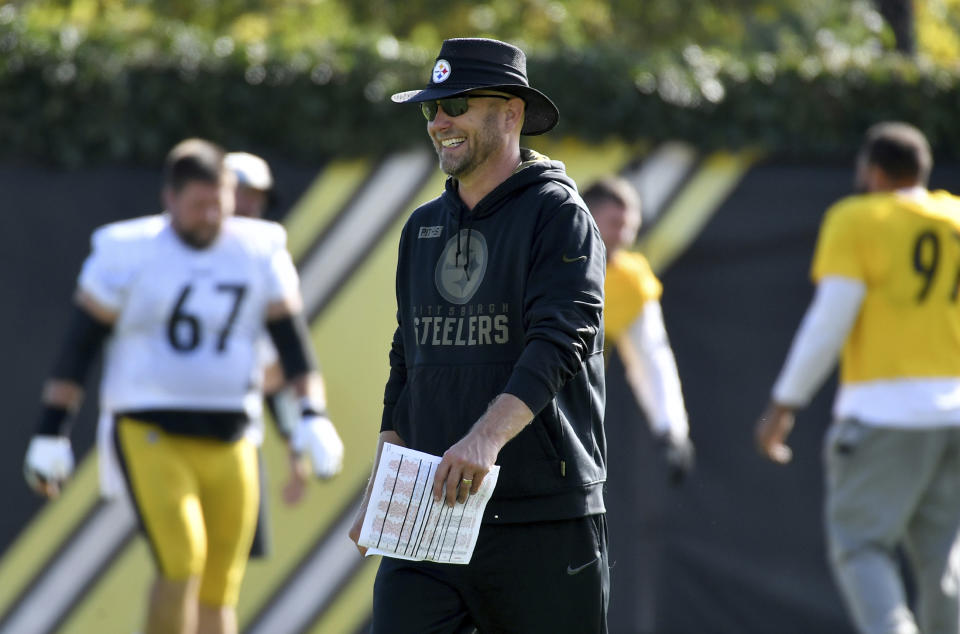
39;305;112;436
266;312;318;381
380;225;411;435
380;321;407;432
35;405;72;436
50;305;113;383
502;200;606;415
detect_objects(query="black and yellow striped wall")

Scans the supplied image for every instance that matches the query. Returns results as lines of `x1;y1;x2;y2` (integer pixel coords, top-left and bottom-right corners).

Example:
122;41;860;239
11;139;918;633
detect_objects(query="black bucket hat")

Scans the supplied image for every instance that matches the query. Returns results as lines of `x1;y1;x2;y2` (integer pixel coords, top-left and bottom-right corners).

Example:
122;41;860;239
391;38;559;136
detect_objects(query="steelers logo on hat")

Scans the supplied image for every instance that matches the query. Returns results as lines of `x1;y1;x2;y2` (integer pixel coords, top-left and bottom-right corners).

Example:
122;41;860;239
432;59;452;84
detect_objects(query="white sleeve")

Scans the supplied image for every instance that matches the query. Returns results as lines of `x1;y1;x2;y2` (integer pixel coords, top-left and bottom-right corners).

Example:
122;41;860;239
621;300;689;439
77;229;133;312
265;244;301;303
772;276;866;407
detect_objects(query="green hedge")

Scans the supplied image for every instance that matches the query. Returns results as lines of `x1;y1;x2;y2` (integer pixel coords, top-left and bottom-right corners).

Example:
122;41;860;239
2;17;959;166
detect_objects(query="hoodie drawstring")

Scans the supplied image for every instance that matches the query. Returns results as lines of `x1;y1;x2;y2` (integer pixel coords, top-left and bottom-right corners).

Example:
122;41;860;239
455;205;474;281
464;225;472;281
455;206;463;271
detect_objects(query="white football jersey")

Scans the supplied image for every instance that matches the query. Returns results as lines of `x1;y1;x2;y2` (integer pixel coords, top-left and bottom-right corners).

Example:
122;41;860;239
79;214;299;418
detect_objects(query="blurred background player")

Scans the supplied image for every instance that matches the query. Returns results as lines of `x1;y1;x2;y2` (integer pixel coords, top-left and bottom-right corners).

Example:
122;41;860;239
225;151;276;221
756;122;960;634
584;175;694;633
584;176;694;479
224;151;284;402
96;149;309;560
23;138;344;634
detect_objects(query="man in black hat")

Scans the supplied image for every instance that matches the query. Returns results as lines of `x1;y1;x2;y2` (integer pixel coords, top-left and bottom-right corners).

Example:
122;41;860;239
349;38;609;633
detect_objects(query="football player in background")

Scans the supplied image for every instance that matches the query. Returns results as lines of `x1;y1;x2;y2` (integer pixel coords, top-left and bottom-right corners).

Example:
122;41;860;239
584;176;694;482
756;122;960;634
585;175;694;632
24;139;343;634
225;151;276;221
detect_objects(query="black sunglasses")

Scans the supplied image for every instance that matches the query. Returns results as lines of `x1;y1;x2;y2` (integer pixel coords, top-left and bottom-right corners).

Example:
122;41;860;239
421;94;513;122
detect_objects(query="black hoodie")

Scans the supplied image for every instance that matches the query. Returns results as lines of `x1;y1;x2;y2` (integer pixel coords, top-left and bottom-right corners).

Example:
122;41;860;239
381;149;606;524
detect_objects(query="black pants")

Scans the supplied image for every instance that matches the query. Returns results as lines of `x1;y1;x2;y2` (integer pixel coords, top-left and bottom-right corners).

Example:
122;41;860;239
372;514;609;634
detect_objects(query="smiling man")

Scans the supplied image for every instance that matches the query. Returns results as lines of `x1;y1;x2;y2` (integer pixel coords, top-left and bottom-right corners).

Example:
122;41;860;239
348;38;609;633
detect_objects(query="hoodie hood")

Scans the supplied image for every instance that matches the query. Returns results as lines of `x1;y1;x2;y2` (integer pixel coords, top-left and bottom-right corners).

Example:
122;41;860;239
440;148;578;220
439;148;580;285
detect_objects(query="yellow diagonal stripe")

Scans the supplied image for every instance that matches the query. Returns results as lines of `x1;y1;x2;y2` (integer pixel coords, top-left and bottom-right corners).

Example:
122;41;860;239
60;536;150;634
527;136;643;186
638;150;757;274
237;172;447;626
240;170;447;628
307;557;380;634
285;159;372;262
0;454;99;618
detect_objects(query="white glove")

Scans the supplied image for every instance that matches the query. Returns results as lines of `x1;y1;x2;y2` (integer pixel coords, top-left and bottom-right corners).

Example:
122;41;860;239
24;435;75;491
291;414;343;479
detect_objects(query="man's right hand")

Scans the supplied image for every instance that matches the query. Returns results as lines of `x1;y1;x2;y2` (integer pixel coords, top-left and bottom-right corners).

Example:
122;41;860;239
24;435;75;498
657;432;695;485
755;402;796;464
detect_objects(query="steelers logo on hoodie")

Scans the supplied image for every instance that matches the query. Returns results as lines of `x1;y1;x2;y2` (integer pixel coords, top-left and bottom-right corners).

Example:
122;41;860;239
435;228;488;304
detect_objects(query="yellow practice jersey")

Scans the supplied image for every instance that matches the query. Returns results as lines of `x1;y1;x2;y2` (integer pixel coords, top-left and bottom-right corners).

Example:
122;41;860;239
604;250;662;346
812;190;960;384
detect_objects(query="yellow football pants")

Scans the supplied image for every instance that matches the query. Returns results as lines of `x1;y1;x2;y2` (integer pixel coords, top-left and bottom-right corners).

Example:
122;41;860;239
116;417;259;607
